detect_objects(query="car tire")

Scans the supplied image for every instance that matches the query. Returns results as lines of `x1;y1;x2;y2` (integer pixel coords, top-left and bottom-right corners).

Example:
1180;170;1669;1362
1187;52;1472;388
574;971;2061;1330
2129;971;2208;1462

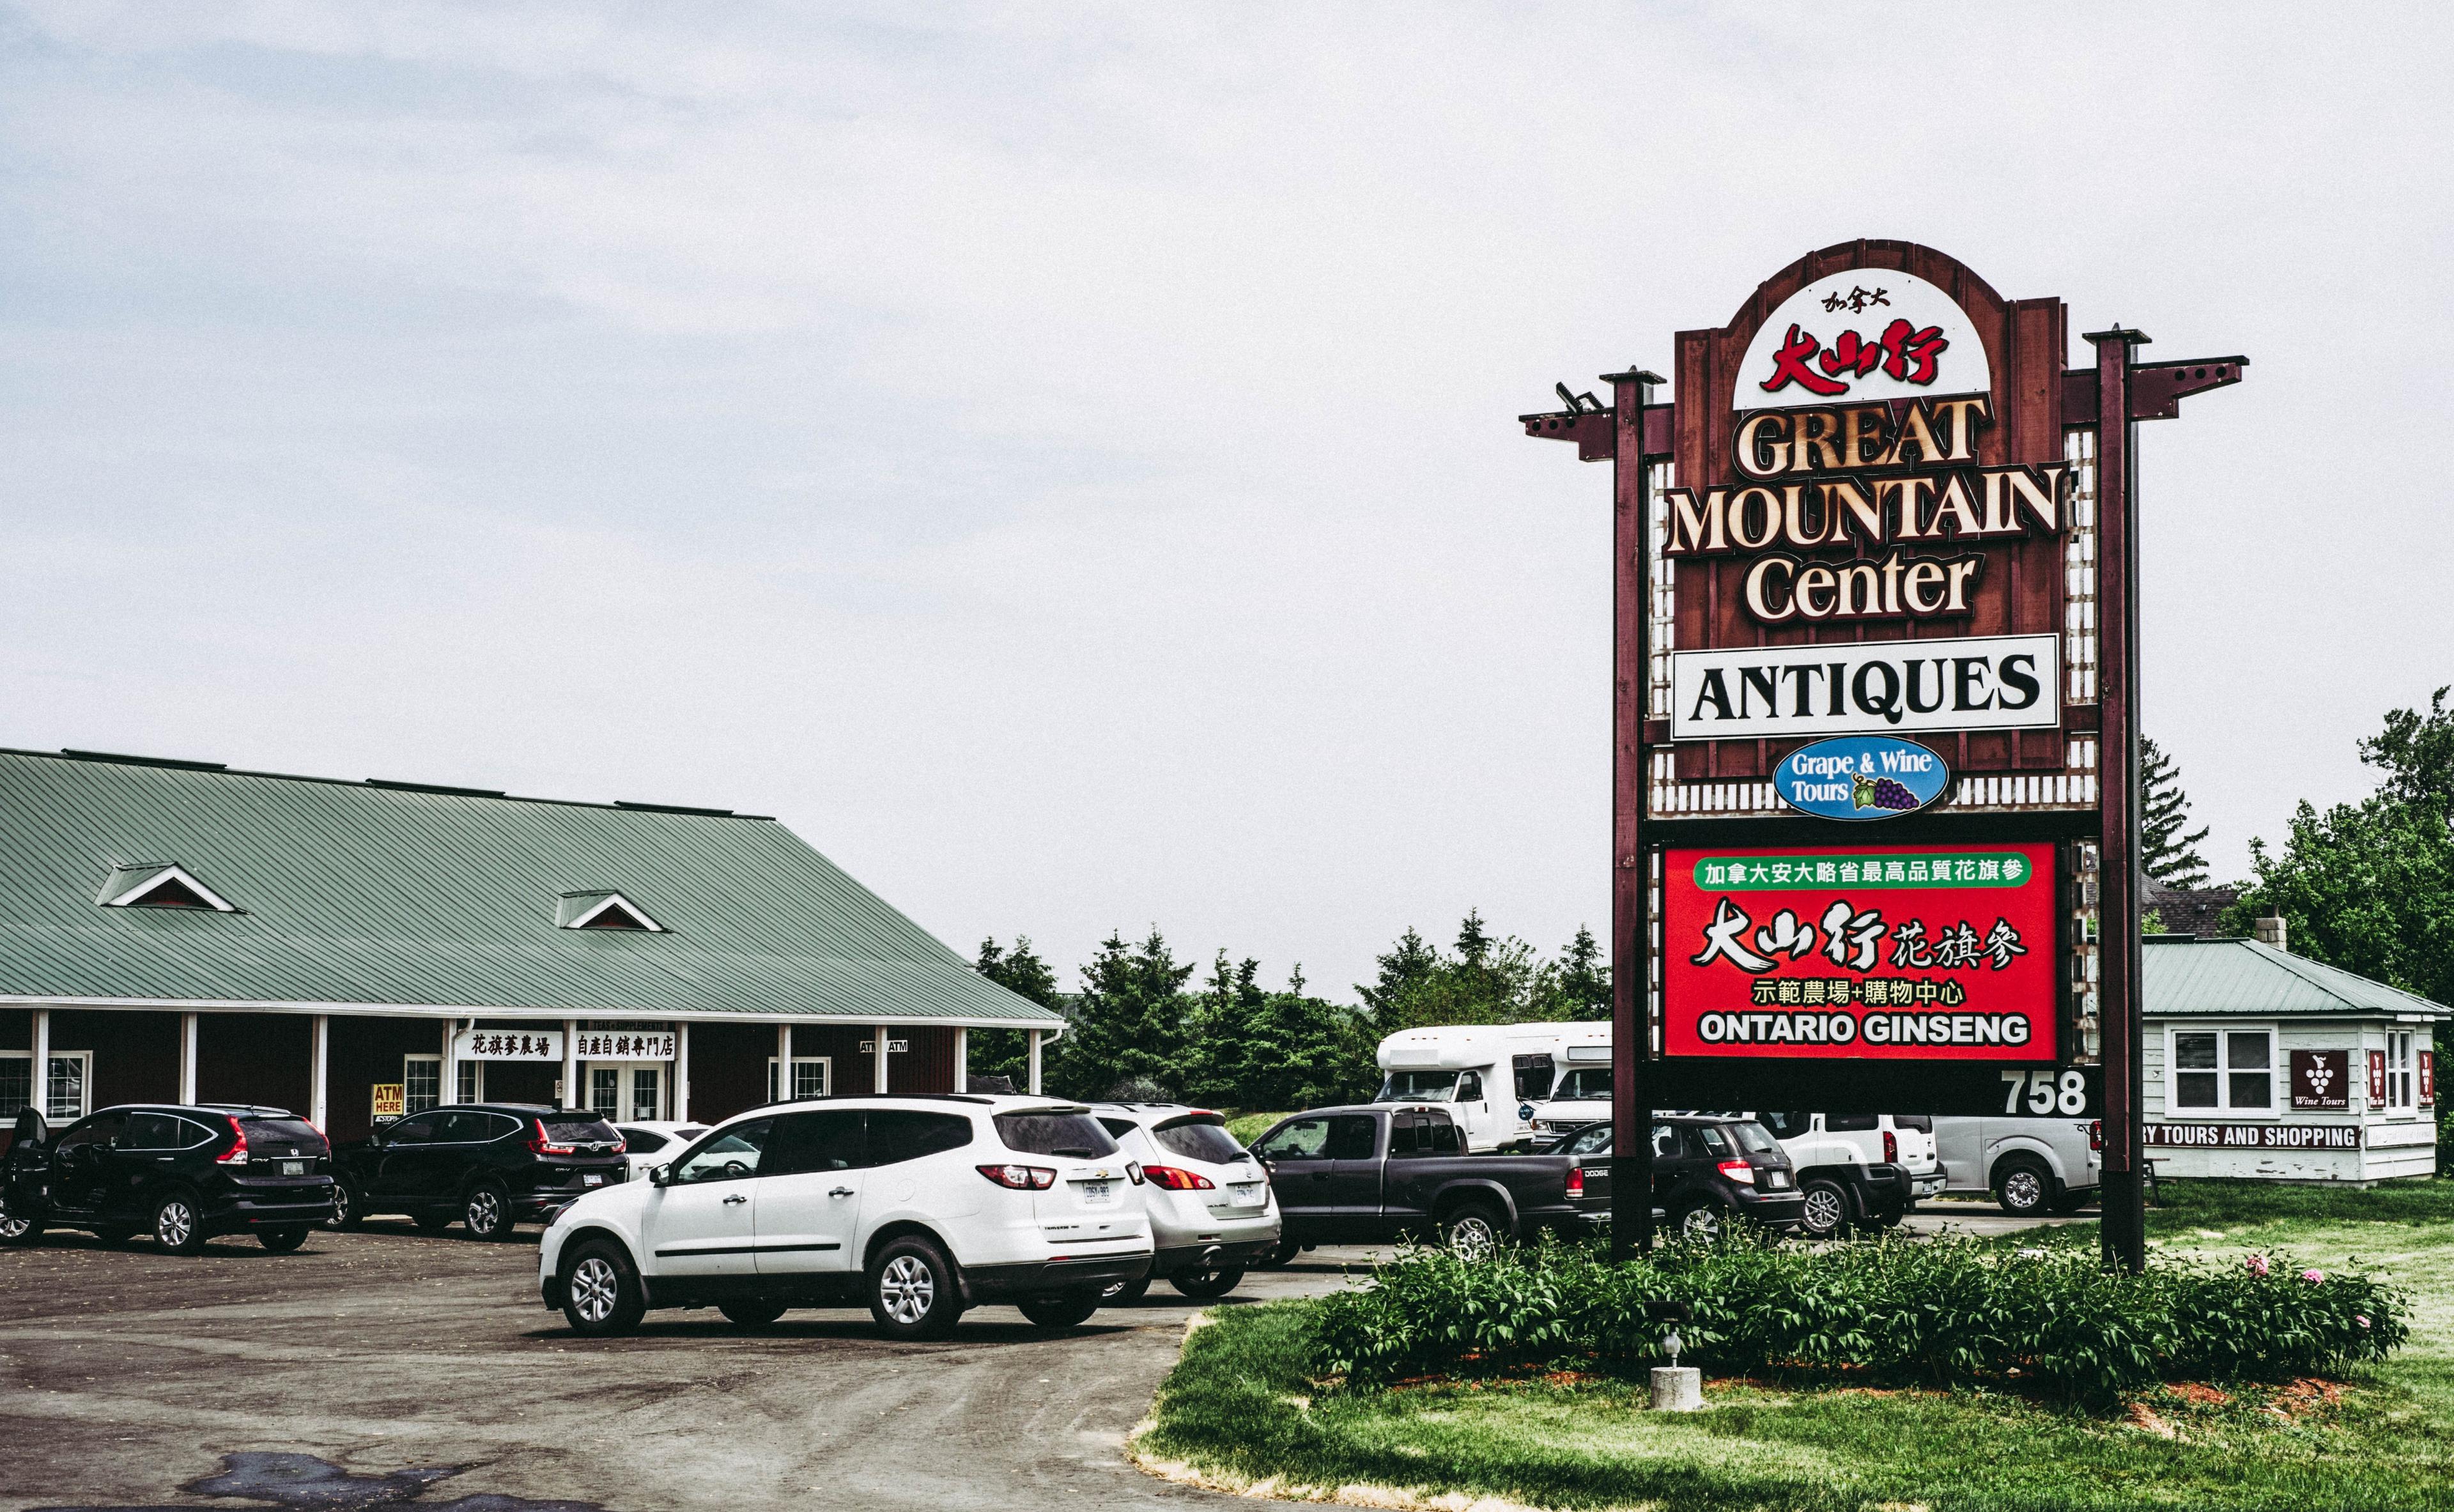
1796;1178;1853;1241
1440;1201;1508;1261
0;1205;42;1247
258;1226;310;1253
560;1240;647;1337
413;1210;454;1234
1993;1158;2053;1217
718;1299;788;1329
328;1182;363;1231
462;1181;513;1241
1101;1275;1152;1305
1671;1198;1729;1243
152;1191;208;1255
1017;1290;1102;1331
1253;1235;1302;1270
1169;1265;1245;1300
867;1233;964;1341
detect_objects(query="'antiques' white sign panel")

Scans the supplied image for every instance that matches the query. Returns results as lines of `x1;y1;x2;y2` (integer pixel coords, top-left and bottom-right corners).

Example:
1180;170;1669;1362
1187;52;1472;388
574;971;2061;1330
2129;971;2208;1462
1669;633;2060;742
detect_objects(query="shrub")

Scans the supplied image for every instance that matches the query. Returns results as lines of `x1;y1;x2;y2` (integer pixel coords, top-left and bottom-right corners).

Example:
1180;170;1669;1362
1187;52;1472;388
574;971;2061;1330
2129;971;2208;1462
1311;1235;2407;1408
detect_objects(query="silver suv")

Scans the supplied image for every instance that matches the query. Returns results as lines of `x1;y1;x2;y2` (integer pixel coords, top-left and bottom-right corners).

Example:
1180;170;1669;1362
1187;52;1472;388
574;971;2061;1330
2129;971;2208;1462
1088;1104;1279;1300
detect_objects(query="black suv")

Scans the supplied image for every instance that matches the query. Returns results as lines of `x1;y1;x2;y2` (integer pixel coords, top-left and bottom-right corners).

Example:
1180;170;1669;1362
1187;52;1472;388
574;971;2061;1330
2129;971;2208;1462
1558;1115;1805;1240
331;1104;626;1239
1;1104;335;1253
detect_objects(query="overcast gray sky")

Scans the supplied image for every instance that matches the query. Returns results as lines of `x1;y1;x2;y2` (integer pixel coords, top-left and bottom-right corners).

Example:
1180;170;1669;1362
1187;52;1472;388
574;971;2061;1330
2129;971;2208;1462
3;3;2446;997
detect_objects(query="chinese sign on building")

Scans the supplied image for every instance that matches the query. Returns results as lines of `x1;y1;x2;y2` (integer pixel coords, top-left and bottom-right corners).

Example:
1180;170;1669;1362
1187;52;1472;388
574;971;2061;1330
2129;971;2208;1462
573;1031;675;1061
454;1030;564;1061
1662;842;2056;1059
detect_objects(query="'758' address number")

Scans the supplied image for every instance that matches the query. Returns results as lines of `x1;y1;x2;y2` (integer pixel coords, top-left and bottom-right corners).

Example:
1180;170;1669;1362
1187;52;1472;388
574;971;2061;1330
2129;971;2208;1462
2002;1067;2090;1116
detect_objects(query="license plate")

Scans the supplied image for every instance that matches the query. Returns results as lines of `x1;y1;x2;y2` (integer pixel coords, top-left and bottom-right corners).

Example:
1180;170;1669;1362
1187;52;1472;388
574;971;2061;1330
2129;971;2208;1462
1080;1180;1115;1207
280;1161;305;1176
1227;1182;1263;1205
583;1174;605;1187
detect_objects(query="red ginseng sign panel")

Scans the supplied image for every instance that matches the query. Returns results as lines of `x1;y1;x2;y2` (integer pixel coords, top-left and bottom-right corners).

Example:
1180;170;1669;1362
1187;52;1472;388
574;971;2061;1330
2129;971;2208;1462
1662;843;2057;1061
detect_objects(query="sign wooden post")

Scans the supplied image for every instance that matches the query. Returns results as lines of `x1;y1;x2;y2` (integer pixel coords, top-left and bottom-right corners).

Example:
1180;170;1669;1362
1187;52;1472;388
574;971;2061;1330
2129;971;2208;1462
1522;242;2245;1269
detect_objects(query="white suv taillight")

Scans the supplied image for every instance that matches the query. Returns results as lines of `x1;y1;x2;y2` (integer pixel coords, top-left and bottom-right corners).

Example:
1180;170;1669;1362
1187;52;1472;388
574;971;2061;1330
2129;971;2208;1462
976;1163;1056;1191
215;1117;249;1166
1143;1164;1214;1191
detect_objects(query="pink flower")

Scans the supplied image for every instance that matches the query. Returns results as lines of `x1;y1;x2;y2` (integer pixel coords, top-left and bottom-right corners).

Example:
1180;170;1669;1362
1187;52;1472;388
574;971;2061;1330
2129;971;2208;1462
2356;1315;2371;1329
2300;1269;2325;1284
2245;1254;2271;1278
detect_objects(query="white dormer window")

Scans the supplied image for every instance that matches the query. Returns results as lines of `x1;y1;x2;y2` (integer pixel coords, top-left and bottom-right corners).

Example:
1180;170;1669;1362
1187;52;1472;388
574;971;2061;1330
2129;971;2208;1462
555;891;665;932
97;863;238;913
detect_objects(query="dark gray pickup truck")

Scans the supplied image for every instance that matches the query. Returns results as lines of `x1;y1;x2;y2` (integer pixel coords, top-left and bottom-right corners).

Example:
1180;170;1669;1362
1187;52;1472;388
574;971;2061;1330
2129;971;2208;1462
1249;1103;1604;1260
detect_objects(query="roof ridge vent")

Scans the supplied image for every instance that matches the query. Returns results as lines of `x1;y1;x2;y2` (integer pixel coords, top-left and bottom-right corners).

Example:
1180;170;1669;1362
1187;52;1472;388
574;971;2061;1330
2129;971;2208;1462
614;799;736;817
555;890;665;932
364;778;511;798
98;863;240;913
62;749;229;773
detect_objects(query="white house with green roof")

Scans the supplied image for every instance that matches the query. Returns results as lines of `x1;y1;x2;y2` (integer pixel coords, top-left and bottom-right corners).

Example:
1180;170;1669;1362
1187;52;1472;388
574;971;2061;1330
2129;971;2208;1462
0;747;1063;1143
2143;927;2442;1183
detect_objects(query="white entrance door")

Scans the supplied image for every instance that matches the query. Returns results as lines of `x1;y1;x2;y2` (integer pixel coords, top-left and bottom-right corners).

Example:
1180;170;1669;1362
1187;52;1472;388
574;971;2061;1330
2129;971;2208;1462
586;1063;665;1122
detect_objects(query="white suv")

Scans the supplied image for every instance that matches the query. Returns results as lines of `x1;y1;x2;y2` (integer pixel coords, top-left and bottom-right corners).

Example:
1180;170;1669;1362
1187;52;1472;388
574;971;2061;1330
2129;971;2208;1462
1088;1104;1280;1301
539;1095;1152;1339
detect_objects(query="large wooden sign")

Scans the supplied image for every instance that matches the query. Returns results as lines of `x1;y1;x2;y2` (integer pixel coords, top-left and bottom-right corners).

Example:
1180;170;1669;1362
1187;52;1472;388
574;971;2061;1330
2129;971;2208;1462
1520;238;2247;1270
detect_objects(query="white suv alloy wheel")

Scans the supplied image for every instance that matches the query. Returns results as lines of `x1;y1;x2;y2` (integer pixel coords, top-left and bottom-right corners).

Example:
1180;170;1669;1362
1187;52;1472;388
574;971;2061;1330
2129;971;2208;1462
878;1254;936;1325
568;1256;621;1326
1801;1185;1847;1236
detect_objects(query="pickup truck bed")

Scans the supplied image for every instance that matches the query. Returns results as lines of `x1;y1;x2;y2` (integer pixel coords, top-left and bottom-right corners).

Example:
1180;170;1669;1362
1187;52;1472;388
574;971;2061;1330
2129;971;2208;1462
1252;1103;1603;1251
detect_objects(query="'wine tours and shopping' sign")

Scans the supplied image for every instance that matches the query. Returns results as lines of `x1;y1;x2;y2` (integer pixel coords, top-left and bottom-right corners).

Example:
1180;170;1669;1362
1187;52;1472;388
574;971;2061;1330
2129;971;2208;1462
1520;237;2248;1263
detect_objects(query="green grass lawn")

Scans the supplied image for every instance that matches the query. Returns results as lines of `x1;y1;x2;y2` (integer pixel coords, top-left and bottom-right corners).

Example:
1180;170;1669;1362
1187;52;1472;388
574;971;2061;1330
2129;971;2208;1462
1228;1111;1288;1146
1137;1180;2454;1511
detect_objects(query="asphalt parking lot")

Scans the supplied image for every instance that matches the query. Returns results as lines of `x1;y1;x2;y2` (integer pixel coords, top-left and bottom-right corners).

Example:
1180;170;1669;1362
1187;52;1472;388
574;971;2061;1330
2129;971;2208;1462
0;1221;1387;1511
0;1204;2073;1511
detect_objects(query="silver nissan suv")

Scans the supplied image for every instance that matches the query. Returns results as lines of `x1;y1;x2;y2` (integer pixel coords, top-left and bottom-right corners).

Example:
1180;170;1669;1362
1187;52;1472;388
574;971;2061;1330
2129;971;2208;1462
1088;1104;1280;1300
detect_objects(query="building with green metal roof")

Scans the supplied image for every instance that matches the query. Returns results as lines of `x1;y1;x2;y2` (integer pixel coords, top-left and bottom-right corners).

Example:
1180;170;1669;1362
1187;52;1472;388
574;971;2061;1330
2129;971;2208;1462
0;747;1063;1141
2142;929;2442;1182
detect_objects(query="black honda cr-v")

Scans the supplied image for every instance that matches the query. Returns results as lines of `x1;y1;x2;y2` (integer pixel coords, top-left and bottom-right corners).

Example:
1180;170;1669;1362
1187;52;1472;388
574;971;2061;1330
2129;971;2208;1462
1;1103;336;1253
330;1103;626;1240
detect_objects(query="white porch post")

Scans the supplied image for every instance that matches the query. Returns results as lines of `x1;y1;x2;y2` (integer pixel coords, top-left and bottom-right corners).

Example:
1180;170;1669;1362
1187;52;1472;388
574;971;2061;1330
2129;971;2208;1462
672;1022;691;1122
30;1008;50;1116
178;1013;199;1104
439;1019;458;1106
874;1023;891;1093
561;1019;580;1111
775;1022;791;1101
1027;1030;1042;1095
952;1029;969;1094
310;1015;330;1130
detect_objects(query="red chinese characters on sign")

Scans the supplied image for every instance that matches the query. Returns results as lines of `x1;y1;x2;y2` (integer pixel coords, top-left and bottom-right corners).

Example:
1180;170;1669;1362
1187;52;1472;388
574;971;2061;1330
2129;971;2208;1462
1662;842;2057;1060
1759;318;1949;397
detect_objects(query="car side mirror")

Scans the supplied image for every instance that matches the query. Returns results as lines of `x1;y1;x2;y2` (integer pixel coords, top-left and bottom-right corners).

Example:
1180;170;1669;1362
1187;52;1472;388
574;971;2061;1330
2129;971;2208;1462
10;1107;45;1150
650;1162;674;1188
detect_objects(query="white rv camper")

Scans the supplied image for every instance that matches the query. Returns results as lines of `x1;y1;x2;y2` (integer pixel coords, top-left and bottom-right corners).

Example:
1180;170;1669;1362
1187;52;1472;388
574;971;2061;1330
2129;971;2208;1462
1373;1022;1612;1152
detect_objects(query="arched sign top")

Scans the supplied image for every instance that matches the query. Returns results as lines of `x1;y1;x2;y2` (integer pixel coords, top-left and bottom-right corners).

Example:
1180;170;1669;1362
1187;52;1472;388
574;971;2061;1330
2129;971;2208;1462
1732;268;1991;412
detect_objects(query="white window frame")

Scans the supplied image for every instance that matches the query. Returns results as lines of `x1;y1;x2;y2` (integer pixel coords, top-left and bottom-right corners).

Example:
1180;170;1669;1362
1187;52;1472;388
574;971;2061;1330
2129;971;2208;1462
403;1054;443;1114
767;1056;831;1102
0;1050;91;1121
2386;1031;2419;1114
2166;1024;2278;1116
456;1059;485;1104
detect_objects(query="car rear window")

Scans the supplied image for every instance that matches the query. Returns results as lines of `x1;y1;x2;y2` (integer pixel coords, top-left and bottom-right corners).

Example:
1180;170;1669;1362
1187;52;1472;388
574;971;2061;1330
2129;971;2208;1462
541;1116;621;1144
619;1128;668;1153
1695;1125;1732;1156
1826;1113;1879;1132
867;1109;974;1165
1152;1116;1244;1164
994;1111;1119;1159
1892;1114;1933;1132
1728;1121;1779;1155
242;1118;328;1152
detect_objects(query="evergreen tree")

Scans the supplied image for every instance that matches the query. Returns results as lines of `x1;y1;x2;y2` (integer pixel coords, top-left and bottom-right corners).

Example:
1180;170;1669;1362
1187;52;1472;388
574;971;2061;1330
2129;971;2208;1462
2140;736;2212;888
970;936;1062;1090
1552;925;1611;1019
1051;929;1194;1099
1357;927;1440;1026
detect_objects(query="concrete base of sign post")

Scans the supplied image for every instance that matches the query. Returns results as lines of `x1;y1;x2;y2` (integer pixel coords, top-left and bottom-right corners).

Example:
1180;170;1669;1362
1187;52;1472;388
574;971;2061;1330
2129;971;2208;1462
1649;1366;1704;1412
